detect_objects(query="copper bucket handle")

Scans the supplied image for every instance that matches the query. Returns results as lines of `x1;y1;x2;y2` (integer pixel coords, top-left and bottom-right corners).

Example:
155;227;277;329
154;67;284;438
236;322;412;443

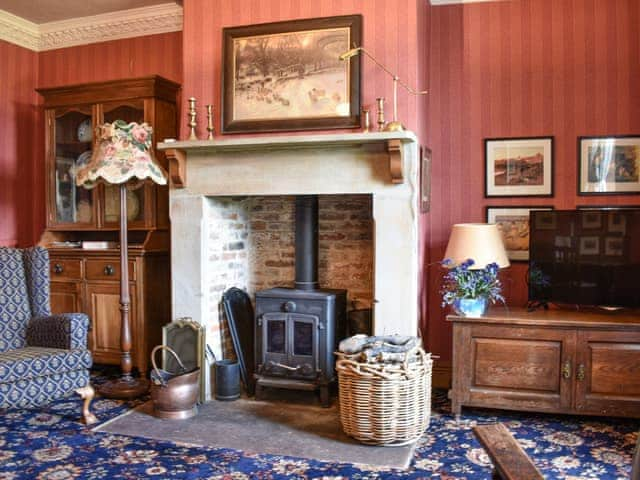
151;345;187;382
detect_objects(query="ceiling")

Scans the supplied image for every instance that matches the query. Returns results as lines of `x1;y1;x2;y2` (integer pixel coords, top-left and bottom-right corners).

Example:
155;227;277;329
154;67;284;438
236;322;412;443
0;0;181;24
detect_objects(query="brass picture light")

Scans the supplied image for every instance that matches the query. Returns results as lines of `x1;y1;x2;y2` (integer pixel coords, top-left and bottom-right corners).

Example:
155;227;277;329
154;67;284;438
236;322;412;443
339;46;428;132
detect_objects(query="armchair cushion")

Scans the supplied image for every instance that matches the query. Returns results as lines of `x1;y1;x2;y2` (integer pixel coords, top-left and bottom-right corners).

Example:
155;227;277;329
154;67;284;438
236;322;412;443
0;347;92;384
0;368;89;409
26;313;90;350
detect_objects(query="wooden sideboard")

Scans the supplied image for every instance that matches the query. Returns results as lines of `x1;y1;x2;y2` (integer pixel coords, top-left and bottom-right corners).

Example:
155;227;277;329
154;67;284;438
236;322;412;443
449;307;640;418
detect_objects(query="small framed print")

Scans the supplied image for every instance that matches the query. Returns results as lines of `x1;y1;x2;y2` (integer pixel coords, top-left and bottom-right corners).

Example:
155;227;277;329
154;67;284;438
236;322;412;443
485;137;554;197
581;211;602;229
578;136;640;194
486;206;553;261
608;212;627;233
579;236;600;255
420;147;432;213
604;237;624;256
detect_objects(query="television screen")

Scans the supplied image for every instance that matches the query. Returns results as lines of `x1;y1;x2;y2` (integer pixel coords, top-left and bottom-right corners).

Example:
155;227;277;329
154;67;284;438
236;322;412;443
529;209;640;308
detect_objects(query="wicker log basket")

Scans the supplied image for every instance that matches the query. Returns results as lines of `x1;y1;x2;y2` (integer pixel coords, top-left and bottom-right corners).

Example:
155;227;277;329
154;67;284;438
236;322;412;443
336;345;432;446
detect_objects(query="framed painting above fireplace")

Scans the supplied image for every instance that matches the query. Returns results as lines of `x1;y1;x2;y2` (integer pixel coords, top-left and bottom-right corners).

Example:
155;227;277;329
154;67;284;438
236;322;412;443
221;15;362;133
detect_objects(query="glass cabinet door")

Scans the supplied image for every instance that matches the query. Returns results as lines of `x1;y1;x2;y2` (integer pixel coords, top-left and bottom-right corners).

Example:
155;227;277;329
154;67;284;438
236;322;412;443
101;101;148;227
50;108;95;227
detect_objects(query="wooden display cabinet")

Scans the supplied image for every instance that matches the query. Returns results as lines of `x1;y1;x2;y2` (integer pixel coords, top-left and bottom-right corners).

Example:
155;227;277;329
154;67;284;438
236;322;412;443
38;76;180;374
449;307;640;418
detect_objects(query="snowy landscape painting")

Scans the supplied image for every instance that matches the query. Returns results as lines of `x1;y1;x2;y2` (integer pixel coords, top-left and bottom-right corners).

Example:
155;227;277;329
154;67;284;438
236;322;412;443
222;16;361;133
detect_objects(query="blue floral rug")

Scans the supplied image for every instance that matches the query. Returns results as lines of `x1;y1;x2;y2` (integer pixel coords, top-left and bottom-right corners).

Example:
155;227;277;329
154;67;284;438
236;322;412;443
0;384;637;479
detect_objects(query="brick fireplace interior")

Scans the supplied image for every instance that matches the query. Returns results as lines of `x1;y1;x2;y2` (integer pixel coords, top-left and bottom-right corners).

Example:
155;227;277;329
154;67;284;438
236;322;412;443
207;194;374;360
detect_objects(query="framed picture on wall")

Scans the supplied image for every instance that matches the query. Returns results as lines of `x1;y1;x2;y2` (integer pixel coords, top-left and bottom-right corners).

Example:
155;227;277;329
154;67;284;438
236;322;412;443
221;15;362;133
578;136;640;195
485;137;554;197
486;206;554;261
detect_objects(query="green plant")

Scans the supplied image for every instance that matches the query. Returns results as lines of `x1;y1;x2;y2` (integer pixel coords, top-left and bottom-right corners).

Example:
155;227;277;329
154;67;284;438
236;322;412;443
440;258;505;307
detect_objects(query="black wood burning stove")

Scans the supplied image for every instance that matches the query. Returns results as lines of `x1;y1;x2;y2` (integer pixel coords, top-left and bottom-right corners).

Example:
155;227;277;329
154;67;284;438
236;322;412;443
254;196;346;406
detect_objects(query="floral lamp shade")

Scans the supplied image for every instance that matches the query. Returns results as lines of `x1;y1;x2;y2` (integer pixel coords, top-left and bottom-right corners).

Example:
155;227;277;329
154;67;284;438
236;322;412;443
76;120;167;189
444;223;510;269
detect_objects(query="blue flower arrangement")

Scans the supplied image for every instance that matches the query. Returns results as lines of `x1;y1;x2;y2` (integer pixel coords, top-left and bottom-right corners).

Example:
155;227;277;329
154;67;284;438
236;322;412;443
440;258;505;308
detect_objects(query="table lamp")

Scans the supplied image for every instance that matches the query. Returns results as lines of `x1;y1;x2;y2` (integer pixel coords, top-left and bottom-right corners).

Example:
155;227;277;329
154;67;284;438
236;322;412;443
444;223;510;269
76;120;167;399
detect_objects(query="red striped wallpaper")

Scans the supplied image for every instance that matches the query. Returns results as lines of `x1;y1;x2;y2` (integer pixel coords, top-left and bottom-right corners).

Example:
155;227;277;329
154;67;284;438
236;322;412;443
0;40;38;247
181;0;427;139
427;0;640;361
38;32;182;87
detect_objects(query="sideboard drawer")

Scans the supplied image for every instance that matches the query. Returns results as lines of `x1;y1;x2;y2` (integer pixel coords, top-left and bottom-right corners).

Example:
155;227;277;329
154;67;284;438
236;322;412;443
49;258;82;281
85;259;136;281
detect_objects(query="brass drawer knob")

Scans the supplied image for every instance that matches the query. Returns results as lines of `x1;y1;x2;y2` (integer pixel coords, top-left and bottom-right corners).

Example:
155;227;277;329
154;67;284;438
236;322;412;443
561;360;571;379
104;265;115;276
53;263;64;274
577;364;586;381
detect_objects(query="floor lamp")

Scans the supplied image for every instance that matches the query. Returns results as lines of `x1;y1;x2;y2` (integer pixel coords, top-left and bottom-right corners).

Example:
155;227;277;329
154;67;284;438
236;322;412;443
76;120;168;399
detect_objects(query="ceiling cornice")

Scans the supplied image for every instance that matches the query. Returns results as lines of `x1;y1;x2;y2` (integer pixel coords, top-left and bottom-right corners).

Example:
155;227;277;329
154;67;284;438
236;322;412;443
0;3;183;52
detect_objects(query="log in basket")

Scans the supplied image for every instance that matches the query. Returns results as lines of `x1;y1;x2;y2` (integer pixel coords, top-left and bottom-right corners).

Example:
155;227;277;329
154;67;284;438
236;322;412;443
150;345;200;419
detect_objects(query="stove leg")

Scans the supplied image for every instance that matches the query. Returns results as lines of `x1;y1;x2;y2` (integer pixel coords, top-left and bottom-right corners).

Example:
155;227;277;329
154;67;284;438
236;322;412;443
319;385;330;408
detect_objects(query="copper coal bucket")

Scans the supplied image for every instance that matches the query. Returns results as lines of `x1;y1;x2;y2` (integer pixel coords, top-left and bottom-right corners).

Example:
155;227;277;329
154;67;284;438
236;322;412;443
150;345;200;419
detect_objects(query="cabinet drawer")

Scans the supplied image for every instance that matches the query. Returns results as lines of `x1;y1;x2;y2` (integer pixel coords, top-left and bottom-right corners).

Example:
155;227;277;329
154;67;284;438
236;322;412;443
50;258;82;281
86;259;136;281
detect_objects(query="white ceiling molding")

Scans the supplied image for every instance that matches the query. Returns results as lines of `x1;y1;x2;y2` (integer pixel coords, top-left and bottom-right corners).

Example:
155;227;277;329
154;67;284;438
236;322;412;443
0;8;40;50
0;3;182;52
430;0;501;5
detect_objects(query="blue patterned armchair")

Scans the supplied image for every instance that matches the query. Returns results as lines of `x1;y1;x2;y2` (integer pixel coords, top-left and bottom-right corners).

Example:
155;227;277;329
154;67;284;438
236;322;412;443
0;247;96;424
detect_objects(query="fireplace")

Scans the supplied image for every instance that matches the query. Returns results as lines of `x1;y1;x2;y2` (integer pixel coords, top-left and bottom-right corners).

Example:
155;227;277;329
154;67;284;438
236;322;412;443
160;131;421;401
254;196;346;406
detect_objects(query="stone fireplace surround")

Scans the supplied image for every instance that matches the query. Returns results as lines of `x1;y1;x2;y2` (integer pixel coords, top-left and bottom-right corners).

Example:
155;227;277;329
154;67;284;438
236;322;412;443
159;131;420;398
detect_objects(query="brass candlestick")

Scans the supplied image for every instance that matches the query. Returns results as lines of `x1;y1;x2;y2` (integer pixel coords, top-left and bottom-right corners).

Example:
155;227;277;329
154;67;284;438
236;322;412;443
362;107;370;133
206;104;214;140
188;97;197;140
376;97;386;132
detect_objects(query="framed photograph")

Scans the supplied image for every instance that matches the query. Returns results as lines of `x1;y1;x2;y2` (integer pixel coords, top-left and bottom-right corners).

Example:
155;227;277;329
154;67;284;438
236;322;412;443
420;147;432;213
608;212;626;233
486;206;553;261
579;236;600;255
485;137;554;197
581;211;602;229
578;136;640;194
222;15;362;133
604;237;624;256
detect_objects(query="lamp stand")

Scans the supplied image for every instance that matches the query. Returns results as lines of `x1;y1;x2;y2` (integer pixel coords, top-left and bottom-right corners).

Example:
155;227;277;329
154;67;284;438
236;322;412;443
97;184;149;399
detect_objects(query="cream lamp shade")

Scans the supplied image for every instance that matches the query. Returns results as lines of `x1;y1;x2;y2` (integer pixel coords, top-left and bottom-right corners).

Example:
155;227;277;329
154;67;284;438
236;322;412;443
76;120;167;188
443;223;510;269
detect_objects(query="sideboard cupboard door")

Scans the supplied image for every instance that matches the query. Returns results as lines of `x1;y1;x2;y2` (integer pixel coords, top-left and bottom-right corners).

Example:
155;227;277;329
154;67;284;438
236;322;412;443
454;323;575;414
86;282;137;367
575;329;640;417
50;281;83;315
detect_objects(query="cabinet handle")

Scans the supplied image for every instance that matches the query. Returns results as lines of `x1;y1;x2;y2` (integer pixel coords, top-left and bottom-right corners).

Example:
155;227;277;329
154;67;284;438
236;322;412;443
104;265;115;276
53;263;64;274
561;360;571;379
576;364;585;381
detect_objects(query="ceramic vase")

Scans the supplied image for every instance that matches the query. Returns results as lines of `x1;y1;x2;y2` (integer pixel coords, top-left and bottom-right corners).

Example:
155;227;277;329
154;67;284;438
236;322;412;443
453;297;489;317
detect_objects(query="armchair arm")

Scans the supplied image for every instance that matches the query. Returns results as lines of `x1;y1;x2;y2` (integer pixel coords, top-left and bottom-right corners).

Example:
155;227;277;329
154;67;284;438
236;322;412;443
26;313;90;350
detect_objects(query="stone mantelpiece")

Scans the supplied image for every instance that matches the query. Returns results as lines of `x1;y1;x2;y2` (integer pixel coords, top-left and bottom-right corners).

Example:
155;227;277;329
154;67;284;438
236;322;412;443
158;131;421;362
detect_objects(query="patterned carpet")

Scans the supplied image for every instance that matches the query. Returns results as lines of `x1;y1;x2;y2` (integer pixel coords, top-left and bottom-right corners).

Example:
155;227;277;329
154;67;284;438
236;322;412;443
0;380;638;479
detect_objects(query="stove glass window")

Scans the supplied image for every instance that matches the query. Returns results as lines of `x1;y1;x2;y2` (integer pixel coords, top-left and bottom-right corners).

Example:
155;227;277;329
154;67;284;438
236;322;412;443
293;321;313;356
267;320;286;354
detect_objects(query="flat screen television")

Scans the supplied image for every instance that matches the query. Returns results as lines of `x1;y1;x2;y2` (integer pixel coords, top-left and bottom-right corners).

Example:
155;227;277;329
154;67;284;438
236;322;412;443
528;208;640;308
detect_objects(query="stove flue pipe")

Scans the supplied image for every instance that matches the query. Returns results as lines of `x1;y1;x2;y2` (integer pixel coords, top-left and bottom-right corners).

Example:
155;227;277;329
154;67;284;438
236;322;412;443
294;195;319;291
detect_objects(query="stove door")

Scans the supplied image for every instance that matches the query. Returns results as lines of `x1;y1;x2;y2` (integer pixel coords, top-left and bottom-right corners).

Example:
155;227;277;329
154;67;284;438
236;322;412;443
261;313;288;376
288;313;319;380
